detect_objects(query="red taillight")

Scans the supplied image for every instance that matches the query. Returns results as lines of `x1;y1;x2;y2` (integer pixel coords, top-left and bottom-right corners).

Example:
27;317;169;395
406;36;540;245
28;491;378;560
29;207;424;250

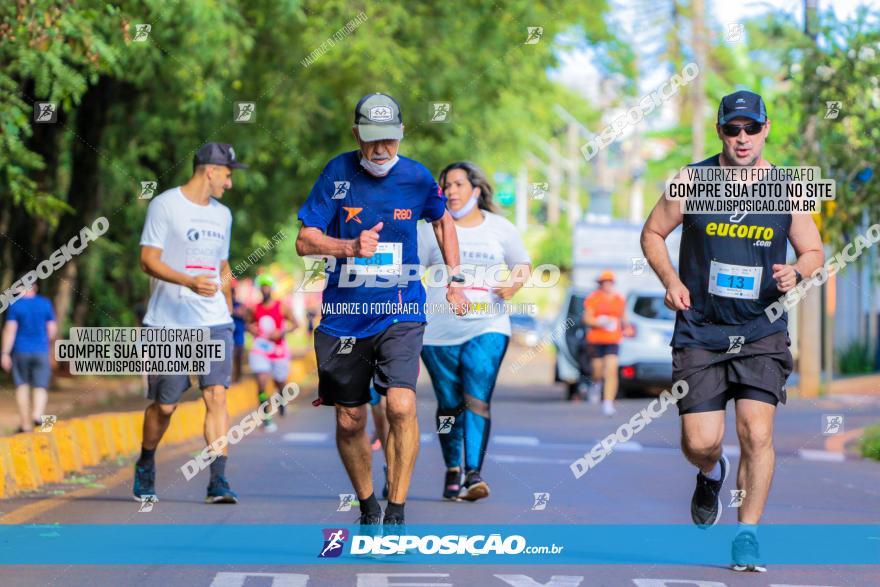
621;366;636;379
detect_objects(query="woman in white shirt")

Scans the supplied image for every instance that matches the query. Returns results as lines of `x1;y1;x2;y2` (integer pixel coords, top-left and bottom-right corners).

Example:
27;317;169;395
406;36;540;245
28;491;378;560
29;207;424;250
418;162;531;502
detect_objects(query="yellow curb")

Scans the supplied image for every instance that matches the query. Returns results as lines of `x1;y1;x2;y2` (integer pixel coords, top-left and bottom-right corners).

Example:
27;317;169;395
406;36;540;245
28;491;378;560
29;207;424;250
51;422;84;473
0;438;202;524
8;434;40;491
31;433;63;484
0;438;17;498
72;419;99;467
0;357;313;501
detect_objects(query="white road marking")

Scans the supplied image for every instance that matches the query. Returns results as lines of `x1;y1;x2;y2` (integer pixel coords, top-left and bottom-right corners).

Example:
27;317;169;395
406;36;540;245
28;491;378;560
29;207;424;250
493;435;541;446
797;449;846;462
281;432;329;443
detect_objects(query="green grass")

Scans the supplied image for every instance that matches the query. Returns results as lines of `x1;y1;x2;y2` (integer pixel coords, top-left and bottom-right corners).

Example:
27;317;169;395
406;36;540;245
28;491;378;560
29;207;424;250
859;422;880;460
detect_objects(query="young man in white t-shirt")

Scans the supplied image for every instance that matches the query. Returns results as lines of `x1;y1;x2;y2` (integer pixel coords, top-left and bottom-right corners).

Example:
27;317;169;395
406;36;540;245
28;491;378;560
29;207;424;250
418;161;531;502
134;143;246;504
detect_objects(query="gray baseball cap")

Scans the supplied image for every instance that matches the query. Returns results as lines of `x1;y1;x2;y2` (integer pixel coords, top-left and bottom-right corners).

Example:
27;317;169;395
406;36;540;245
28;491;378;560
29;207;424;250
354;93;404;142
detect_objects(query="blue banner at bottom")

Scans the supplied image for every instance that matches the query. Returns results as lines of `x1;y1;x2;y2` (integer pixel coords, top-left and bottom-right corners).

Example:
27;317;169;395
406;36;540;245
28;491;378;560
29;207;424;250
0;524;878;565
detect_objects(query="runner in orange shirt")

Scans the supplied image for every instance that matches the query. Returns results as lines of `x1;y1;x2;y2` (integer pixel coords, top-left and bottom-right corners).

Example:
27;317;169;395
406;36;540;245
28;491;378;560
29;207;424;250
583;270;630;416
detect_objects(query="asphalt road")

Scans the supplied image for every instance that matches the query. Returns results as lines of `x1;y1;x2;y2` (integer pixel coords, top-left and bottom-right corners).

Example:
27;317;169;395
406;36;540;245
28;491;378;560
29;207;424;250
2;346;879;586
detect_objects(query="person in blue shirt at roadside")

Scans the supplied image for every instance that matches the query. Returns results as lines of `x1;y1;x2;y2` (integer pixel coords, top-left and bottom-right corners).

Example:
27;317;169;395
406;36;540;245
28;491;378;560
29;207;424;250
1;284;57;433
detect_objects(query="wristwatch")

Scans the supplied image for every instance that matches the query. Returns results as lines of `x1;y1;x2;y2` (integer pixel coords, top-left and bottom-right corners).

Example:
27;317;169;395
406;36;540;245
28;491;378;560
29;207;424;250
449;274;466;285
794;269;803;284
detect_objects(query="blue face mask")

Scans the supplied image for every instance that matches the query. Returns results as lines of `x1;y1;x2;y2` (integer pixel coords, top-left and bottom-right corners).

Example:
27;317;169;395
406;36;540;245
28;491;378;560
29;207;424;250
360;155;399;177
449;188;479;219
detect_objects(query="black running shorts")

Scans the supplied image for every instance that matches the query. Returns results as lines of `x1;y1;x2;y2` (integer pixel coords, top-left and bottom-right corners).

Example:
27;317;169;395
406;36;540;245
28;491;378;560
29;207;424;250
313;321;425;407
672;330;793;415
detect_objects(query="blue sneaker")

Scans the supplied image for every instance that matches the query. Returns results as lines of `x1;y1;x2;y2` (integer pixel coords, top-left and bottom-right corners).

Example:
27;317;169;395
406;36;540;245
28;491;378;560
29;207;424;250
133;462;158;502
731;530;766;572
206;476;238;504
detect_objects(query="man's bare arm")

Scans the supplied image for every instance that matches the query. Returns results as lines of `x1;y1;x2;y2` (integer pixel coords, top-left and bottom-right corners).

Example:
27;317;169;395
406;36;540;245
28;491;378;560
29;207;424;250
295;226;356;258
431;211;460;270
141;246;217;296
641;187;691;311
641;193;683;289
772;213;825;292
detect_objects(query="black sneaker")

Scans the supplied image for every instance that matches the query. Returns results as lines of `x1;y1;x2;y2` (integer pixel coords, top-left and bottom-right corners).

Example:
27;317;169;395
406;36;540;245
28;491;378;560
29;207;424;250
458;470;490;502
132;461;158;502
443;467;462;501
206;475;239;504
731;530;766;572
382;512;406;539
690;454;729;527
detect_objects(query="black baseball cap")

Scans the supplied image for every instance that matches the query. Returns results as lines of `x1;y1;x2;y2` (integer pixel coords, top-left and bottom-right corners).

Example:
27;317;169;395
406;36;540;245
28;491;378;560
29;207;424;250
193;143;248;169
353;93;404;141
717;90;767;125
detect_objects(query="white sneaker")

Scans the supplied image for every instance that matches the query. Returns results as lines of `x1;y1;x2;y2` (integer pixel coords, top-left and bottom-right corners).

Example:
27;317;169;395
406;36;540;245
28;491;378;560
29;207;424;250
262;420;278;433
588;383;602;405
602;400;616;416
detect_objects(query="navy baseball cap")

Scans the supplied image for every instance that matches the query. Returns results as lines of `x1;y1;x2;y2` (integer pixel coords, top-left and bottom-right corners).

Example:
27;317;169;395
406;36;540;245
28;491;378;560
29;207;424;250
354;93;404;142
193;143;248;169
717;90;767;124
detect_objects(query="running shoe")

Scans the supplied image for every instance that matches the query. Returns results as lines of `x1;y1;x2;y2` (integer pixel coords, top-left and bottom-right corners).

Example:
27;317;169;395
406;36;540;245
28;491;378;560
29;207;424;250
443;467;462;501
601;400;616;416
382;464;389;500
690;453;729;527
133;461;158;502
459;470;490;502
383;512;406;538
262;419;278;433
206;475;239;504
731;530;766;572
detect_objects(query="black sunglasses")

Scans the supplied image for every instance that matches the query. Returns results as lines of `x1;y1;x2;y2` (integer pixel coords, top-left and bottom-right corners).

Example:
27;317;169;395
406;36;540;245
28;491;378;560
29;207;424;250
721;122;764;137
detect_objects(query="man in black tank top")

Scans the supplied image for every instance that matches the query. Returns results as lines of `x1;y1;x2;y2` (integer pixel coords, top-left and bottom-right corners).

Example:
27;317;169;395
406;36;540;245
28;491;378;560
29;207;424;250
640;91;825;571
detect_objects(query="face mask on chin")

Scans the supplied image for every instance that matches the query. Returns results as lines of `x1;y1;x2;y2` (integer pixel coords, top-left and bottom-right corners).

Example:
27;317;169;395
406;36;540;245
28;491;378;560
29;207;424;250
360;155;399;177
448;188;480;220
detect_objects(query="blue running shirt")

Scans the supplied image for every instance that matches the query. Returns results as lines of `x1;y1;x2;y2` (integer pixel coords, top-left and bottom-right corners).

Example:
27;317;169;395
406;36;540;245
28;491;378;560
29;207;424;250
298;151;446;338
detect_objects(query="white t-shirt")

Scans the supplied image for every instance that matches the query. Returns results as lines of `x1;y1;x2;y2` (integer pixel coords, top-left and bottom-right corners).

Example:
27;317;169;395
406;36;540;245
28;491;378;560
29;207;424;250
140;187;233;327
417;211;530;346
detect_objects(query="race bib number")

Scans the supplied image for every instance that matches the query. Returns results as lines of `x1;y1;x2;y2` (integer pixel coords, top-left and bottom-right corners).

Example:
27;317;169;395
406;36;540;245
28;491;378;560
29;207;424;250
253;338;274;353
596;315;619;332
346;242;402;276
708;260;762;300
462;288;500;320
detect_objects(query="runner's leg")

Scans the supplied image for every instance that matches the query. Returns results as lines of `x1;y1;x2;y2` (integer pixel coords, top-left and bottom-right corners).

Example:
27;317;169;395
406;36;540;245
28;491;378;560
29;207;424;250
142;401;176;450
681;410;725;472
461;333;509;473
602;353;619;402
384;386;419;504
335;404;374;499
734;397;776;525
14;384;31;431
421;344;465;470
202;385;229;451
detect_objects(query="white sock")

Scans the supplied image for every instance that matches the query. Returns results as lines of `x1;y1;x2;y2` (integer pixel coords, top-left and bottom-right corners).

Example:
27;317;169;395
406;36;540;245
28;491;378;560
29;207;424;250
703;460;722;481
603;399;613;406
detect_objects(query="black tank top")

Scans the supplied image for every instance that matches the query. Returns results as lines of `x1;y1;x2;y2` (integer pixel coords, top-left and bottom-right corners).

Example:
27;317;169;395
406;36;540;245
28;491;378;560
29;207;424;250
671;154;792;350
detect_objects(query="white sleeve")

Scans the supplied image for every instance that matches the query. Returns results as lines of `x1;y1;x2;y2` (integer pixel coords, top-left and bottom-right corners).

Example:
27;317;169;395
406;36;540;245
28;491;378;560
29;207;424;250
417;222;438;268
222;208;232;261
499;217;531;266
139;198;168;249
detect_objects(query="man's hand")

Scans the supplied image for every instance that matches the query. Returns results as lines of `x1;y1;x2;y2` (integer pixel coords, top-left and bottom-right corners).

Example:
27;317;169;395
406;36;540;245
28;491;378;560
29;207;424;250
1;354;11;372
352;222;383;257
665;279;691;311
772;263;798;292
188;274;219;297
446;284;470;316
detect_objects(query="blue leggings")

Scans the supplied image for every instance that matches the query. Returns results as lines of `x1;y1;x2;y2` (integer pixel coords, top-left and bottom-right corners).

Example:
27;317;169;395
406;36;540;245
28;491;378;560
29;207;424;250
420;332;509;473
